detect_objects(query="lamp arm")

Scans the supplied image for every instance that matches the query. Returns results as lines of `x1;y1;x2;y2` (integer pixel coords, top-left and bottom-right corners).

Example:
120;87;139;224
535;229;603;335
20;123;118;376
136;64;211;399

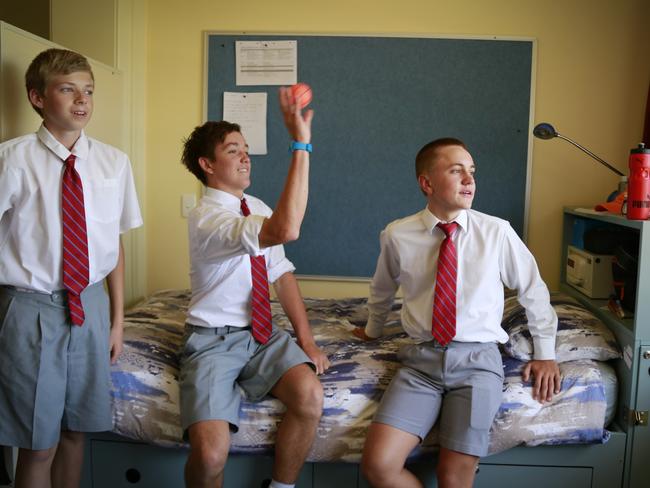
555;133;625;176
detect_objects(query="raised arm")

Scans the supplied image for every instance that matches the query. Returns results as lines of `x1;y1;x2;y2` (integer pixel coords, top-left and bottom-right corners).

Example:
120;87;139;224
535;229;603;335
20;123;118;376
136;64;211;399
258;87;314;248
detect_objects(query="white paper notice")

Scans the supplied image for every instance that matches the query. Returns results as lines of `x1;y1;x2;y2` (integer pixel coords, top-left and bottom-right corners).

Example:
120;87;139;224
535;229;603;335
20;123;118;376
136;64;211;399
236;40;297;86
223;92;267;155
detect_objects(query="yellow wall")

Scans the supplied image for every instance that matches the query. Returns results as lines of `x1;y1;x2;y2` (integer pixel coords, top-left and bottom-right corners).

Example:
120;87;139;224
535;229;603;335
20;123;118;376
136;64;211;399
145;0;650;294
51;0;117;67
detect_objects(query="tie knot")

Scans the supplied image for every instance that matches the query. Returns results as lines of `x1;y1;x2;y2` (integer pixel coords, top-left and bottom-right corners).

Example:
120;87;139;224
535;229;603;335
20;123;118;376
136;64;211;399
65;154;76;168
240;198;250;216
437;222;458;238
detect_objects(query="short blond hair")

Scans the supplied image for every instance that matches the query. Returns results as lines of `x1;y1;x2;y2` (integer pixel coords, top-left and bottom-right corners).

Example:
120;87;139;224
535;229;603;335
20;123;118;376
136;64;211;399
25;48;94;116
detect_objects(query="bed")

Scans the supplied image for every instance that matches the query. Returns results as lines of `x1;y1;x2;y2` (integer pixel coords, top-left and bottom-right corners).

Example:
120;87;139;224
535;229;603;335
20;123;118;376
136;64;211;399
74;288;627;488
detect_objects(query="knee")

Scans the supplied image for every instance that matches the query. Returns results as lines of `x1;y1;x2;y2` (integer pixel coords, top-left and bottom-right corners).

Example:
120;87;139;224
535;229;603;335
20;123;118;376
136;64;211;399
18;447;56;465
360;451;398;488
361;461;395;488
437;460;476;486
288;377;323;420
359;455;378;486
189;444;228;479
59;430;85;448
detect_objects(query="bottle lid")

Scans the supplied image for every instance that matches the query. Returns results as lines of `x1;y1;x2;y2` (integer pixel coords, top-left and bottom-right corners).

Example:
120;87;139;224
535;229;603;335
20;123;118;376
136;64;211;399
631;143;649;154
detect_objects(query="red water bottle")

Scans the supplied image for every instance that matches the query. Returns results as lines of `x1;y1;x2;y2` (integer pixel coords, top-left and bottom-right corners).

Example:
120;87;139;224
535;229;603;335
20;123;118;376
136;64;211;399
627;143;650;220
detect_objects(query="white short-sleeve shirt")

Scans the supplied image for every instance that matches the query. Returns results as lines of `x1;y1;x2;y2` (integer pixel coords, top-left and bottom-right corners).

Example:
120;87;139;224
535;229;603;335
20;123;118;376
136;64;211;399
365;208;557;360
186;188;295;328
0;124;143;292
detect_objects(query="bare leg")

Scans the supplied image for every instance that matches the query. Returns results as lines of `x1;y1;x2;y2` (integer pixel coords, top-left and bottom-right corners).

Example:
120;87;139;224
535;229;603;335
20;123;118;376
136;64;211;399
14;446;57;488
50;431;85;488
269;363;323;483
360;422;422;488
185;420;231;488
436;447;479;488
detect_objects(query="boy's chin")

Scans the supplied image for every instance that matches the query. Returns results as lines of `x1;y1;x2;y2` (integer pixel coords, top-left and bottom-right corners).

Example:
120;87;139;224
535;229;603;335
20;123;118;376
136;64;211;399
460;198;474;209
56;119;89;131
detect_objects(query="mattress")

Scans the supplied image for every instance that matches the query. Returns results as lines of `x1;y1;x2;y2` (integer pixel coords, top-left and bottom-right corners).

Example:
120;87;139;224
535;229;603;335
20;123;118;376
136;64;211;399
110;289;615;462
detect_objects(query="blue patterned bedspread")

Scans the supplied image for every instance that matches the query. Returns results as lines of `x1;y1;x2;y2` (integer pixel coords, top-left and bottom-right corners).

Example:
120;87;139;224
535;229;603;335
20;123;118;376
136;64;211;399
111;289;613;462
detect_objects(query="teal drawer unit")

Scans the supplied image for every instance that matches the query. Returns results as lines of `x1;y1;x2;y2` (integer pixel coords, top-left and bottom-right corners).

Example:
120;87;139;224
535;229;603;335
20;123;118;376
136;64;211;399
90;440;186;488
476;465;592;487
313;463;361;488
628;344;650;488
89;439;314;488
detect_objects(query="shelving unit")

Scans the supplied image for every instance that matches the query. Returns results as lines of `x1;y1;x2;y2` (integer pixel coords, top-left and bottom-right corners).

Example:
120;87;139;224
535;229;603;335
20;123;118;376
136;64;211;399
560;207;650;488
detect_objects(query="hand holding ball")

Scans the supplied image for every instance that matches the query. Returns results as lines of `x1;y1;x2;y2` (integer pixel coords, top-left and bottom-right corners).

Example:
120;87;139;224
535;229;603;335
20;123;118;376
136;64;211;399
291;83;312;109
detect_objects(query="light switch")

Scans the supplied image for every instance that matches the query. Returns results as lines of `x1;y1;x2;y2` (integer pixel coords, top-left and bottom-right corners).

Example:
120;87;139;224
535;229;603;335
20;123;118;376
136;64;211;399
181;194;196;218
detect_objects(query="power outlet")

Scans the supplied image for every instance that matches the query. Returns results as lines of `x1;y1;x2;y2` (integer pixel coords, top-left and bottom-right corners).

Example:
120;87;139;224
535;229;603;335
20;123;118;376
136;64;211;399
181;194;197;218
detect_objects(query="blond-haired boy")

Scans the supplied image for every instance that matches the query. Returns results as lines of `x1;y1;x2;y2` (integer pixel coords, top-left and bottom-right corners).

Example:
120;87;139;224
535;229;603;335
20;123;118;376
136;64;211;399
0;48;142;488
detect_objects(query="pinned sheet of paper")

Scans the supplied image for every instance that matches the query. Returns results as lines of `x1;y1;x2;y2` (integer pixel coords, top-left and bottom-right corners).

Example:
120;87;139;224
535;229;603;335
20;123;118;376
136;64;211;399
235;40;297;86
223;92;267;155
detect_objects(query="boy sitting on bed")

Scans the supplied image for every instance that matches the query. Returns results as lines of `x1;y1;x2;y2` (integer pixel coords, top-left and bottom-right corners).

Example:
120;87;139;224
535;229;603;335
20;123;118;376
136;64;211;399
354;138;561;488
179;88;329;488
0;49;142;488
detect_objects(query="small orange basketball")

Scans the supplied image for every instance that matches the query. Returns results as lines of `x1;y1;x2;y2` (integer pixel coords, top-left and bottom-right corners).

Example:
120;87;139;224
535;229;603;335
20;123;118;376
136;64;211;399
291;82;312;109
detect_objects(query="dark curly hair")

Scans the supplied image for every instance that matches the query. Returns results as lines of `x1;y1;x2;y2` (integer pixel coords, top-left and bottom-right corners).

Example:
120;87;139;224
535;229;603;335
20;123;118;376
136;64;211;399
181;121;242;185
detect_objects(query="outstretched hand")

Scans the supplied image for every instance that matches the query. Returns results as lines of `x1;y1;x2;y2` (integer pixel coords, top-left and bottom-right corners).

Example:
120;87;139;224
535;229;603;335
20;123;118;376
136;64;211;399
279;86;313;143
522;359;562;403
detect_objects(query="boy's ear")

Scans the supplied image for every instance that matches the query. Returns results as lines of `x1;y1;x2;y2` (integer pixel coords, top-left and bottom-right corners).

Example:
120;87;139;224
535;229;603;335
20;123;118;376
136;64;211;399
28;88;45;110
198;156;214;175
418;174;433;195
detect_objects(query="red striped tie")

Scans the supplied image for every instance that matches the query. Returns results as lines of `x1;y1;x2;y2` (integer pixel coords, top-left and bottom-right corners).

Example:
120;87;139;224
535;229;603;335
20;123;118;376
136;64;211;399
240;198;272;344
432;222;458;345
61;155;89;326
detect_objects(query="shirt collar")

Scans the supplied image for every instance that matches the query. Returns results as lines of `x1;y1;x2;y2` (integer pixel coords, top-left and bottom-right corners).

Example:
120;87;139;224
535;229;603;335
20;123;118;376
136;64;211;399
204;187;247;212
37;123;89;162
420;207;468;234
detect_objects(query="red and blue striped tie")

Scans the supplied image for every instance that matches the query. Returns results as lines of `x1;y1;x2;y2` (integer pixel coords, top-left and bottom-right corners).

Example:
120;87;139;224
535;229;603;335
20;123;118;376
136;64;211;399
432;222;458;345
240;198;272;344
61;155;89;326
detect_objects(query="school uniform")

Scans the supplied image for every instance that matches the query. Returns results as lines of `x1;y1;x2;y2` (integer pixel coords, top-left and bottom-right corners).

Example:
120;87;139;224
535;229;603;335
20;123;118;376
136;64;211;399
365;207;557;456
0;124;142;449
179;188;312;433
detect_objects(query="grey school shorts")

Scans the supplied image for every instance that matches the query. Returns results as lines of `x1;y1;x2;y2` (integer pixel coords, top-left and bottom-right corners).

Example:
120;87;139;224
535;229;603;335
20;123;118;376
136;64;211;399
374;340;504;457
179;324;314;434
0;283;112;450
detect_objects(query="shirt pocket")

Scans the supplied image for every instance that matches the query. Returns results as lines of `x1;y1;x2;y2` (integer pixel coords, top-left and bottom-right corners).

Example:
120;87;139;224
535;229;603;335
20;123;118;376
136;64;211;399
87;178;120;223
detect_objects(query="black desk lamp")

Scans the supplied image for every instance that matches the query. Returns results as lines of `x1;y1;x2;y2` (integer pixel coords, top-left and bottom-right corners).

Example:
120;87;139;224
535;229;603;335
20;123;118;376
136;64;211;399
533;122;625;178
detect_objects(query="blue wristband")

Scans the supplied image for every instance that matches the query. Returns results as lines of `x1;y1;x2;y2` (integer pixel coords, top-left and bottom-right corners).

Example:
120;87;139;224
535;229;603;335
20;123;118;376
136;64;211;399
289;141;312;153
